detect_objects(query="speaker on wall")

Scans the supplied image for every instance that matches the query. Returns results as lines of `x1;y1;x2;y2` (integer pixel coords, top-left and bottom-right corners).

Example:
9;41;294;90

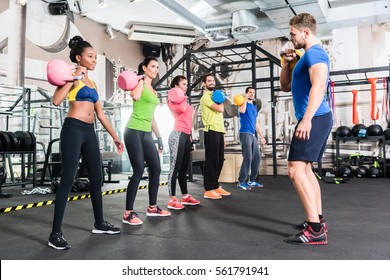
142;43;161;58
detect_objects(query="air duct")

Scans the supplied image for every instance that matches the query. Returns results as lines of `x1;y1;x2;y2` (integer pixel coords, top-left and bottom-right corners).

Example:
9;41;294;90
153;0;233;43
205;29;232;43
232;10;258;34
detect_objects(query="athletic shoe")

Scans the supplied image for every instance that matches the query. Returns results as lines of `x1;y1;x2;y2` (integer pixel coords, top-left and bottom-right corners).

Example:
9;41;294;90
147;206;171;217
181;195;200;206
284;225;328;245
247;181;264;188
122;212;143;225
203;190;222;199
215;187;231;196
293;218;328;233
237;182;251;191
92;221;121;234
167;199;185;210
48;231;71;250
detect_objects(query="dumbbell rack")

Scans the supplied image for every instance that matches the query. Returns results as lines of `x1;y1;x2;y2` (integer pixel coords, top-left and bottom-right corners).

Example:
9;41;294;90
335;135;387;178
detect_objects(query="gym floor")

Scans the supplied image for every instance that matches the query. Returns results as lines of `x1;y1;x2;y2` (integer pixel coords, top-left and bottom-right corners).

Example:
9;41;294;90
0;174;389;260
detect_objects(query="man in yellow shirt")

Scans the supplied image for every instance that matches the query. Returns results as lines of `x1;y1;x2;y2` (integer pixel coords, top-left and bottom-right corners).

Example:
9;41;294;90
200;73;231;199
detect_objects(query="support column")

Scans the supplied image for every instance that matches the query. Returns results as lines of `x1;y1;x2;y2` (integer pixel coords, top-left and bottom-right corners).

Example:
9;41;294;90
7;0;26;87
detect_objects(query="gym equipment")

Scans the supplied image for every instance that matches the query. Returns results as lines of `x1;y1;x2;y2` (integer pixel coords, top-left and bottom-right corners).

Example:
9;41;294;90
280;49;303;73
354;165;369;178
351;89;359;124
337;164;354;178
351;124;366;137
368;166;382;178
46;59;84;86
366;124;383;136
0;131;35;152
335;126;352;137
384;128;390;140
168;87;187;104
211;89;226;104
117;70;144;91
71;178;90;192
233;94;246;106
314;172;349;184
368;77;379;121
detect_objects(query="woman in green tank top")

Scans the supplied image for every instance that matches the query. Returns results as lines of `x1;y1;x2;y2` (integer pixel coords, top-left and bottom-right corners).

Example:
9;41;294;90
122;57;171;226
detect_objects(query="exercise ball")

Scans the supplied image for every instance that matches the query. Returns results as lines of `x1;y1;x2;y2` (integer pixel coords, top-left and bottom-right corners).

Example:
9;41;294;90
336;126;352;137
351;124;366;137
366;124;383;136
354;165;369;178
383;128;390;140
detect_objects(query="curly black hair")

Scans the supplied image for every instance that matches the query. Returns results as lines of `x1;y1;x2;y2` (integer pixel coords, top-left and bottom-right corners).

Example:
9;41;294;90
68;35;92;63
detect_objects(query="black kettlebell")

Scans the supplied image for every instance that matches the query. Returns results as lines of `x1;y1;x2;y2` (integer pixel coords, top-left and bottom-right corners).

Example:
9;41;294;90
383;128;390;140
368;166;382;178
338;164;354;178
351;124;366;137
366;124;383;136
354;165;369;178
336;126;352;137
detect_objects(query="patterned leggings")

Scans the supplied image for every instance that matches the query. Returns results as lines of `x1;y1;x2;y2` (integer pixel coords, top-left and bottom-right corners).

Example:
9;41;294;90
167;131;191;196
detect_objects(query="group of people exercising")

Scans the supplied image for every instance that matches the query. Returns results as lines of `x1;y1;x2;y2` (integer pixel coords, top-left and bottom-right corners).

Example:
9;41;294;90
48;12;332;250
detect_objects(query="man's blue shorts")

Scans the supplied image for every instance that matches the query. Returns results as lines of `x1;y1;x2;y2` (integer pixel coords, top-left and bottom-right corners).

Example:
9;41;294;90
288;111;333;162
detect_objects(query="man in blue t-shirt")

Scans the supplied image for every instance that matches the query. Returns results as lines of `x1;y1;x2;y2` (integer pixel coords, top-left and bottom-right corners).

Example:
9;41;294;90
237;87;266;191
280;13;333;245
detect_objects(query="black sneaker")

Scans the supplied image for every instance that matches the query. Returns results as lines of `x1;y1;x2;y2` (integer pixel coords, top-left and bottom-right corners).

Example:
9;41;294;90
293;218;328;232
92;221;120;234
48;232;71;250
284;225;328;245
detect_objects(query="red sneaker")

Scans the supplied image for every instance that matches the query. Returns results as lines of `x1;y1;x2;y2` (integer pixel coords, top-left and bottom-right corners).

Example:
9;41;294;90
181;195;200;206
167;199;185;210
146;206;171;217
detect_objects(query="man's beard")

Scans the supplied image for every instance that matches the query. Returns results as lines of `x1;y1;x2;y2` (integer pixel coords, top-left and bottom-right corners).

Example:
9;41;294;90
206;85;215;91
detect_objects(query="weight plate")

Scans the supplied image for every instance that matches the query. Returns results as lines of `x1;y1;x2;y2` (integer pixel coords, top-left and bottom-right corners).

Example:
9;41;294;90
0;131;12;152
14;131;26;151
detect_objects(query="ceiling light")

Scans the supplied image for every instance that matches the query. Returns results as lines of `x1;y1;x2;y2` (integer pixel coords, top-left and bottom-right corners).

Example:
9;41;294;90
97;0;108;8
106;25;116;40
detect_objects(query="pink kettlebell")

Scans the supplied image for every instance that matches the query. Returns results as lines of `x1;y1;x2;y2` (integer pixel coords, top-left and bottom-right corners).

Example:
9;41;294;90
168;87;187;104
46;59;77;86
117;70;144;91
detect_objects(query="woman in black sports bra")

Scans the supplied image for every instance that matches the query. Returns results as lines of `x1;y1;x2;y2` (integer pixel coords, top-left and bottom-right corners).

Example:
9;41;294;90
48;35;124;250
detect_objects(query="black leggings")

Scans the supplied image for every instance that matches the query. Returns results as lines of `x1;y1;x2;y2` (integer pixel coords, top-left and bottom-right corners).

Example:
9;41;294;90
167;131;191;196
124;128;161;210
51;118;103;233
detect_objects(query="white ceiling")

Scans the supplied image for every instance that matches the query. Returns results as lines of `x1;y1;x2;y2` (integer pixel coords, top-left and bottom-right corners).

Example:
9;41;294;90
65;0;390;44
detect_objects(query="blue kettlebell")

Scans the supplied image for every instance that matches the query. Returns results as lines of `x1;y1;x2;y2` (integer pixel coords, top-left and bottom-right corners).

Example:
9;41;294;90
212;89;226;104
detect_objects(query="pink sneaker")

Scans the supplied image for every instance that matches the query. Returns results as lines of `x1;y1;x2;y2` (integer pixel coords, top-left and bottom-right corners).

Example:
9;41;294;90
167;199;185;210
146;206;171;217
181;195;200;206
122;211;142;225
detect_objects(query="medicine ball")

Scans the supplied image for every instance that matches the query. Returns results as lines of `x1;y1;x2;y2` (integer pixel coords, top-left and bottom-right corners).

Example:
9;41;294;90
383;128;390;140
368;166;382;178
366;124;383;136
351;124;366;137
338;164;354;178
354;165;369;178
336;126;352;137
